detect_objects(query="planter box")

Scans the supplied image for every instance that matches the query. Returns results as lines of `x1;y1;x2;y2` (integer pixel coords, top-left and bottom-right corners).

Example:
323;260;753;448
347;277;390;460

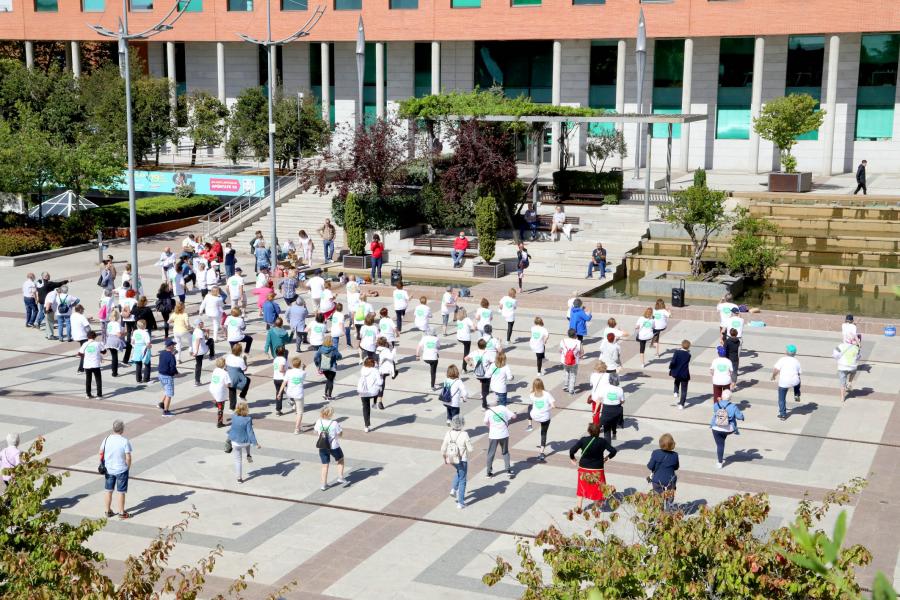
343;255;372;269
109;215;202;239
473;262;506;278
768;172;812;193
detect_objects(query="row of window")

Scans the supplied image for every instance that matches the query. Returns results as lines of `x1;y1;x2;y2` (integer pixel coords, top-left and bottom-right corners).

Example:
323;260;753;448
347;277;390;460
24;0;613;12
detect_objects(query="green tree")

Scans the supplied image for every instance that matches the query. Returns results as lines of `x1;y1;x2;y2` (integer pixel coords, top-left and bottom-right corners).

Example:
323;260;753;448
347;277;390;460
0;110;57;222
226;86;269;164
725;208;785;281
658;184;732;277
693;167;707;188
585;130;627;173
343;192;366;256
54;133;124;198
474;194;498;263
184;90;228;166
273;93;330;169
753;94;825;173
134;76;178;165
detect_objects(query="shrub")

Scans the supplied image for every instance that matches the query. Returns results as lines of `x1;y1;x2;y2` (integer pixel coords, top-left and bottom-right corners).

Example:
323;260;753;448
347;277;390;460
552;170;623;199
343;192;366;256
421;183;475;230
725;208;784;280
331;192;423;231
753;93;824;173
93;194;220;227
0;227;58;256
693;167;707;189
585;130;627;173
474;194;498;263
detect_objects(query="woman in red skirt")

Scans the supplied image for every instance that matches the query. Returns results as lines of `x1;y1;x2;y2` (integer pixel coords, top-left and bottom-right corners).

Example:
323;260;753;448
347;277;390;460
569;422;618;510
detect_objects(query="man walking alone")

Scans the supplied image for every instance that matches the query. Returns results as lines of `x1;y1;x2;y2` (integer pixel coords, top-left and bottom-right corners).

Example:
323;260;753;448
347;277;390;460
853;160;867;195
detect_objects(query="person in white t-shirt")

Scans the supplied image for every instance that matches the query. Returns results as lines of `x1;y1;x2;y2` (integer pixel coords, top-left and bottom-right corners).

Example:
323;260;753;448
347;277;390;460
651;298;671;358
208;357;231;428
772;344;802;420
559;329;583;395
377;307;399;347
79;331;106;399
277;356;307;434
488;351;514;406
190;320;213;386
413;296;432;332
715;293;738;336
357;357;382;432
498;289;517;343
330;303;347;348
375;337;396;408
392;282;410;333
598;332;622;377
483;399;516;478
271;347;288;414
724;308;744;339
416;327;441;390
526;378;555;460
529;316;550;375
306;271;326;314
314;405;345;490
358;313;379;362
455;307;476;374
481;325;503;364
320;281;336;317
710;345;734;403
226;268;245;310
603;317;629;342
353;293;374;340
224;308;253;354
308;313;328;352
475;298;493;333
634;308;656;368
440;364;468;424
842;314;860;345
439;286;457;336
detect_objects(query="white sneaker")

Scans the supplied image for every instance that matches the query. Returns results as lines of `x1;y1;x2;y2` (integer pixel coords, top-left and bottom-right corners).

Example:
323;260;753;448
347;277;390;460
320;484;327;491
673;392;679;401
364;426;370;433
449;489;456;497
526;425;533;432
457;503;465;509
677;404;684;410
336;477;345;484
716;461;724;469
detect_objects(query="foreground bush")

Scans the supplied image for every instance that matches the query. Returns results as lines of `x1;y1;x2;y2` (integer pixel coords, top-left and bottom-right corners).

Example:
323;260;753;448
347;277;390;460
0;226;61;256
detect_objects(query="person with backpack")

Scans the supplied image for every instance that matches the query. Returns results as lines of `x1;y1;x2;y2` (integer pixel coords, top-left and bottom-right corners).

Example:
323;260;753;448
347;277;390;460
130;320;152;384
709;345;733;403
466;338;493;409
315;337;342;402
668;339;692;409
484;398;516;478
440;364;468;424
277;356;307;434
647;433;680;511
375;337;396;408
559;328;583;395
634;307;655;368
488;351;514;407
357;357;382;433
79;330;106;399
314;405;345;491
416;327;441;390
710;389;744;468
529;316;550;375
392;282;410;333
570;422;617;511
771;344;802;420
526;378;555;461
455;307;476;374
441;415;474;509
53;286;79;342
498;289;518;343
833;338;860;402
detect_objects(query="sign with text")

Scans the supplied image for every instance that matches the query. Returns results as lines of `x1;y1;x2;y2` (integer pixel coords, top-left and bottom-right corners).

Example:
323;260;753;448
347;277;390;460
116;170;266;197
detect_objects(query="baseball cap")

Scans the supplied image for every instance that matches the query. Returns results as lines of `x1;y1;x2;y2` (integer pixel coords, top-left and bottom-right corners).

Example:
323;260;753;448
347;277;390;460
786;344;797;354
717;346;726;357
164;338;176;347
845;314;854;322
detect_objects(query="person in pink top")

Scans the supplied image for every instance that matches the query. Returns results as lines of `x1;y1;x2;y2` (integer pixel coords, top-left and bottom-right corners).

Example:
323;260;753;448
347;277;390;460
451;231;469;268
251;279;274;313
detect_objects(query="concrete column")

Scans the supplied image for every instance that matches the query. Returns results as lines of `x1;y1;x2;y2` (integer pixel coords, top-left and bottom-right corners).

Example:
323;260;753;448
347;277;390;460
821;35;840;176
71;41;81;78
166;41;177;115
615;39;627;169
430;41;440;95
550;40;562;168
24;41;34;69
320;42;331;124
679;38;693;172
216;42;226;104
748;36;765;174
375;42;385;118
64;42;72;73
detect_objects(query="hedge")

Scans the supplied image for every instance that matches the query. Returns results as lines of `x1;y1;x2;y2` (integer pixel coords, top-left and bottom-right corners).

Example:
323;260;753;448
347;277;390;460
93;195;220;227
0;227;61;256
331;192;422;231
552;170;624;200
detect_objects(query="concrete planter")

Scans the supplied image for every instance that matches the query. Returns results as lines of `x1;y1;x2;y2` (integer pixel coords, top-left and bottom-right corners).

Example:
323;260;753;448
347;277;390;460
473;262;506;278
768;172;812;193
638;271;746;301
343;255;372;270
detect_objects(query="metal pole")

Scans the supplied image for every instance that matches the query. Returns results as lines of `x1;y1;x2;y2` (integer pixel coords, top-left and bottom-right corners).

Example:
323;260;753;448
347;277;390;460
634;9;647;180
355;17;365;130
644;127;652;223
266;0;277;255
121;0;139;288
666;122;672;198
297;91;303;163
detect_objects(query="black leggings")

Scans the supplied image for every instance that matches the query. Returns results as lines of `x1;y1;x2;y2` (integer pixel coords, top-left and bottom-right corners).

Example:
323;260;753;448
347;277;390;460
133;362;150;383
123;321;136;362
193;341;215;384
479;378;490;407
506;321;514;343
395;309;406;332
274;379;284;412
361;396;376;427
109;349;119;376
323;370;336;397
536;352;545;373
538;420;550;447
229;334;253;354
673;379;688;405
228;377;251;409
378;374;389;400
425;359;438;388
160;311;171;339
459;340;471;372
85;368;102;396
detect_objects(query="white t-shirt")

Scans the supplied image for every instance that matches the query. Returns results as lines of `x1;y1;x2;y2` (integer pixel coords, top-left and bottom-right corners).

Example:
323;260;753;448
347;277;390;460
330;311;345;337
443;378;467;407
603;326;625;341
208;367;231;402
483;335;502;363
70;313;91;341
456;318;474;342
79;340;105;369
635;317;655;341
590;372;610;398
529;326;549;353
476;307;492;331
529;392;555;422
842;322;859;343
489;364;513;393
225;354;246;371
418;335;440;361
413;304;431;330
499;296;517;322
255;272;268;289
314;418;342;449
225;316;246;342
725;315;744;338
100;434;132;476
170;270;185;296
309;321;327;346
307;276;325;300
652;309;670;330
359;324;378;351
272;356;287;380
377;346;396;375
106;321;122;341
346;292;361;315
552;210;566;225
559;338;582;365
226;275;244;300
191;328;207;355
378;317;396;343
284;367;306;399
393;289;410;311
483;406;515;439
205;268;218;290
320;289;335;313
440;292;455;316
600;384;624;406
774;356;802;388
200;294;224;318
599;340;621;371
22;279;36;298
710;357;734;386
717;302;739;328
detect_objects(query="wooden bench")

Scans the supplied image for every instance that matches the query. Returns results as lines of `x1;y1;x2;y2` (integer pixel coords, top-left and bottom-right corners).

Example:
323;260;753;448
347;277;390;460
536;215;581;231
410;236;480;257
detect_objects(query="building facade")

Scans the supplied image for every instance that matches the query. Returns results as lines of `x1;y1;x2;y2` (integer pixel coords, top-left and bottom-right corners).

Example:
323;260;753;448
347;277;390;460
2;0;900;174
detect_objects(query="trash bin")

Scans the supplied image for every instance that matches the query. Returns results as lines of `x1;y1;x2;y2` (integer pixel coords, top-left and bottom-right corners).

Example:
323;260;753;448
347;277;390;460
390;261;403;287
671;279;685;308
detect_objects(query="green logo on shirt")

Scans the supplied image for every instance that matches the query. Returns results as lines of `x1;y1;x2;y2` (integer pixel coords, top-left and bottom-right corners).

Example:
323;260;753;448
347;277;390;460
504;301;514;309
531;331;541;339
291;376;302;385
492;413;504;423
534;400;545;409
457;321;464;330
426;341;437;349
212;375;221;384
86;345;97;353
717;364;728;372
606;391;618;401
642;321;652;328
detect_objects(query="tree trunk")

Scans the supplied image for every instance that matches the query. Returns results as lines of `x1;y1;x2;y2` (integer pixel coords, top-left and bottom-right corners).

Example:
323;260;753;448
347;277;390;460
155;146;160;166
190;144;197;167
426;120;436;184
691;238;707;277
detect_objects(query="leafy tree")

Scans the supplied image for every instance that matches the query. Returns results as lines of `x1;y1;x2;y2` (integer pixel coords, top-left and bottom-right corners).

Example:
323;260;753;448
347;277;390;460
474;194;498;263
273;93;330;169
54;134;124;198
585;130;627;173
753;94;825;173
184;90;228;166
226;86;268;164
0;110;57;222
725;208;785;281
658;184;732;277
343;192;366;256
134;76;178;165
484;479;873;600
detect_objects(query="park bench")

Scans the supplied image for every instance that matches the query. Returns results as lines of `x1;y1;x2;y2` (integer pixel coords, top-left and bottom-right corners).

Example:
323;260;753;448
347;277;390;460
536;215;581;231
410;236;480;257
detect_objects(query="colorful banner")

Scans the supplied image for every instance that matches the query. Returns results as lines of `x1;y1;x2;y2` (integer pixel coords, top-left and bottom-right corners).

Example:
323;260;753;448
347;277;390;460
117;170;267;197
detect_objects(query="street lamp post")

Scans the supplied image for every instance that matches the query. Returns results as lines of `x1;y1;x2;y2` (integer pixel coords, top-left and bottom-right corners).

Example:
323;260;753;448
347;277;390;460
634;8;647;182
355;17;365;130
237;1;325;256
89;0;198;290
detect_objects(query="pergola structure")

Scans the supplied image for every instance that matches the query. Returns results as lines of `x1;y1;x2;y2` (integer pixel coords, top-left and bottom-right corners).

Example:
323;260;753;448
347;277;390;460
436;113;708;222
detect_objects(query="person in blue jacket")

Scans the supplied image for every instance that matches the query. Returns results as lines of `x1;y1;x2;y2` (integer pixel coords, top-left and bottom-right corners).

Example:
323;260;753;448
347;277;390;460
647;433;680;510
668;339;692;409
228;401;260;484
710;389;744;469
567;299;592;341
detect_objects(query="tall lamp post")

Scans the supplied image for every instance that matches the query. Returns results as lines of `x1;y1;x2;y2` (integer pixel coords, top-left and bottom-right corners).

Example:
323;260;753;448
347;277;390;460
89;0;198;290
238;0;325;255
634;8;647;182
355;17;365;130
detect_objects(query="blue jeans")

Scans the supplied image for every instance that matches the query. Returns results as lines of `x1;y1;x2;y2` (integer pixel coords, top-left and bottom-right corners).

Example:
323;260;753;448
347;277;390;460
519;222;538;240
495;391;508;406
370;256;383;280
777;384;801;417
323;239;334;262
332;336;341;350
225;264;235;277
36;304;46;327
450;249;464;267
24;297;37;326
452;460;468;505
344;326;352;346
712;429;730;463
587;260;606;278
57;315;72;341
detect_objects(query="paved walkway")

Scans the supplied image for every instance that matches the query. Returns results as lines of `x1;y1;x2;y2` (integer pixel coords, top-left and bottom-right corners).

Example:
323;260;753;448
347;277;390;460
1;233;898;597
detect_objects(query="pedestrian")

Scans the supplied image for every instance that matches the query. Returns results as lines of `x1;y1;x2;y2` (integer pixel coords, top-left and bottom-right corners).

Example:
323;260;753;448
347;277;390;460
277;356;307;434
484;398;516;478
316;337;342;401
529;316;550;375
520;203;538;241
197;263;211;298
598;373;625;442
498;289;517;343
652;299;670;358
550;205;567;242
106;309;123;377
559;328;583;395
314;406;346;491
466;339;493;408
319;281;336;320
417;327;441;390
488;351;514;406
441;414;474;509
515;242;530;291
279;268;299;306
357;357;382;433
226;343;251;410
481;324;503;363
709;345;733;402
440;364;467;424
724;328;741;389
100;420;133;519
209;357;231;428
286;297;309;352
37;272;68;339
772;344;802;420
710;389;744;468
569;422;616;511
264;317;293;358
172;303;191;361
587;361;609;426
413;296;432;332
98;289;114;344
440;286;457;335
647;433;679;510
833;338;860;402
271;346;288;415
170;261;187;302
228;402;260;484
369;233;384;282
223;242;237;278
225;307;253;355
254;241;272;273
354;293;374;340
526;378;555;460
375;337;395;407
71;306;92;366
53;286;79;342
568;298;592;342
724;306;744;343
842;314;860;345
226;267;245;311
1;433;21;491
358;313;379;363
668;339;691;409
586;243;607;279
451;231;469;268
22;273;39;328
306;269;325;314
98;260;115;294
392;282;410;333
157;339;178;417
132;296;157;335
377;306;398;348
603;317;629;341
318;219;337;263
252;279;274;316
191;319;214;386
715;293;738;337
120;288;137;362
853;159;867;195
78;330;106;398
198;286;224;341
456;307;475;373
130;320;152;384
634;307;655;367
156;283;176;339
598;332;622;379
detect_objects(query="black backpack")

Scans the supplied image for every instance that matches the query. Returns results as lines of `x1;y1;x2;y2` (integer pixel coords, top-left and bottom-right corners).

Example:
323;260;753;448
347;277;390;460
315;422;331;449
439;382;453;405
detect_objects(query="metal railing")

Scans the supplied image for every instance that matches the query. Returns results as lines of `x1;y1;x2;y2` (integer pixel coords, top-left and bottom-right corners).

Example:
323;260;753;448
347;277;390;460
198;171;301;240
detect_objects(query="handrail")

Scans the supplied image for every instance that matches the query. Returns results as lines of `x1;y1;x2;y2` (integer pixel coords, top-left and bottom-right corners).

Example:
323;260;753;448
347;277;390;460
198;171;300;240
